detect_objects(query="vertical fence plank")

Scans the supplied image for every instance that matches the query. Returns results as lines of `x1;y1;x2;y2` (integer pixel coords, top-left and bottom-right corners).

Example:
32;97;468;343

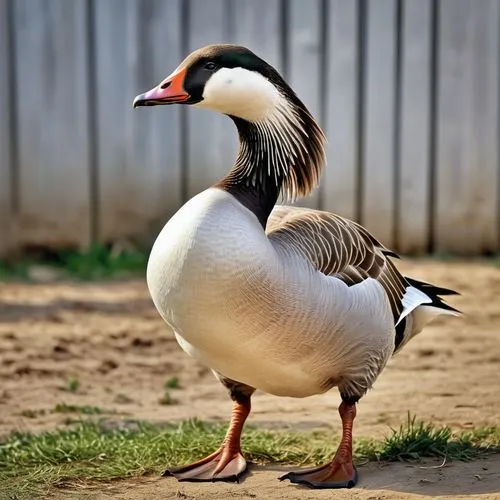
361;0;398;247
0;0;14;255
397;0;432;254
4;0;499;257
186;0;235;198
287;0;323;209
231;0;281;72
323;0;359;220
435;0;499;254
95;0;183;244
13;0;91;249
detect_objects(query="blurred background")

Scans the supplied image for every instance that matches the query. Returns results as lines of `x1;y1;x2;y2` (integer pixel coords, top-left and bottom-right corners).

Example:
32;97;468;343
0;0;499;258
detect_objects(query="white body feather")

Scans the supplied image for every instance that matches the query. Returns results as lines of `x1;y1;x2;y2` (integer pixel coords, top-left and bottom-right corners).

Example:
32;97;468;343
148;189;404;398
145;63;457;400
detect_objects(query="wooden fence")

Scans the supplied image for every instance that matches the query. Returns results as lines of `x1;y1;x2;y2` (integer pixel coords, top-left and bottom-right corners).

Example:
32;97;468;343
1;0;499;256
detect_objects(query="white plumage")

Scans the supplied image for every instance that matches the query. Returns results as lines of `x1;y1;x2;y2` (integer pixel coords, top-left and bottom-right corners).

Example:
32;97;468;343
134;43;460;488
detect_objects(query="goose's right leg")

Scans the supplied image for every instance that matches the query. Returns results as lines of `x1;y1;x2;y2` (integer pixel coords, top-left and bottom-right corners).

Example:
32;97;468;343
163;378;255;482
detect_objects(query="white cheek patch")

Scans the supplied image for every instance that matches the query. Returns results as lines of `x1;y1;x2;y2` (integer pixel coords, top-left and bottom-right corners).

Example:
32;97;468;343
195;67;281;122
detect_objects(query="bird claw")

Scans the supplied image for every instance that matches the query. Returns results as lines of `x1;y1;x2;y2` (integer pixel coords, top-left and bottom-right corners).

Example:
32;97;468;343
279;462;357;489
164;448;248;483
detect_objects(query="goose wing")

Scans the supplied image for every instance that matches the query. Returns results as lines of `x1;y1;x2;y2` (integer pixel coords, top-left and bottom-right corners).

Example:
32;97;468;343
266;205;408;323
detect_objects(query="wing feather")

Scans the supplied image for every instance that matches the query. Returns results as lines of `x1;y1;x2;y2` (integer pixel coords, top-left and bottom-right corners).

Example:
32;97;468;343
266;205;407;322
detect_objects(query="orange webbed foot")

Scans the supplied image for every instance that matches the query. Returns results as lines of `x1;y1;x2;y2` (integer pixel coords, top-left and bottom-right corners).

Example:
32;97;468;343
164;447;248;482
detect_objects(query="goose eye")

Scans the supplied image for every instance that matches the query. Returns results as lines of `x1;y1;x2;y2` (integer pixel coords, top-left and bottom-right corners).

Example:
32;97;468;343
204;61;217;71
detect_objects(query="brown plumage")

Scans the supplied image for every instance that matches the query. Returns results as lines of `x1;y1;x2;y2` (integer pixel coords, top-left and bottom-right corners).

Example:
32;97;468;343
267;205;408;322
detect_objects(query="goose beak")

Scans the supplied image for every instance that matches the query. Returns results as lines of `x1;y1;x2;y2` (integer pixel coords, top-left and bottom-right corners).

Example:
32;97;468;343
133;67;189;108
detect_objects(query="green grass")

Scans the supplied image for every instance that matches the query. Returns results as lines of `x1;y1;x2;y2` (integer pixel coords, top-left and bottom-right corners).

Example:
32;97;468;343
158;391;178;406
53;403;104;415
0;243;148;281
159;377;182;404
2;246;500;283
164;376;181;389
375;414;498;461
0;416;499;498
59;377;81;394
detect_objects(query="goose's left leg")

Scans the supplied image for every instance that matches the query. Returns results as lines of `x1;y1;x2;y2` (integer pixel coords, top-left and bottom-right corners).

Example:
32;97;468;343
280;395;358;489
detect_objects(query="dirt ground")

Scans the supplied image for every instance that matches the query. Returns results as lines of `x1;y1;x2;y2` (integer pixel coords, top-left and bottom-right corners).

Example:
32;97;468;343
56;457;500;500
1;259;500;499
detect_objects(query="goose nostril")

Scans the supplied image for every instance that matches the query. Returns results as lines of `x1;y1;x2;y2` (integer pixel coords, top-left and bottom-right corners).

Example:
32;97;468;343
160;81;172;90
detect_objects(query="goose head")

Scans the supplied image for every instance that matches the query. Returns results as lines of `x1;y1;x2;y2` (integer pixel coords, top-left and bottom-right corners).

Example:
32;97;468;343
134;44;326;225
135;44;299;122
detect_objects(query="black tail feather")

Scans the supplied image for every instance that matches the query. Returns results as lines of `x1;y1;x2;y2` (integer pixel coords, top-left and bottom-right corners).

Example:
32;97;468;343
405;277;461;314
406;277;460;296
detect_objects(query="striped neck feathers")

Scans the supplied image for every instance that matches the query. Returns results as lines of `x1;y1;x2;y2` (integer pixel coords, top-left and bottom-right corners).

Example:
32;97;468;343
216;87;326;226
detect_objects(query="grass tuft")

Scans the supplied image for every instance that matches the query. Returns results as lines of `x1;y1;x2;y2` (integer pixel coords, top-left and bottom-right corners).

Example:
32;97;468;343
53;403;103;415
158;391;178;406
0;417;498;497
376;414;482;461
164;376;181;390
60;377;80;394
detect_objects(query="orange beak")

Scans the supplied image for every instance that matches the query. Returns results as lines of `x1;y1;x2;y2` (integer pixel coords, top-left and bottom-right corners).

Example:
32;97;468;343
133;67;190;107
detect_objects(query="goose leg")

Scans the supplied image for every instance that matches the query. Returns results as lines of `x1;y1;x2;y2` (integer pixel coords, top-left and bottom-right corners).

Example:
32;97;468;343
164;380;254;482
280;396;358;489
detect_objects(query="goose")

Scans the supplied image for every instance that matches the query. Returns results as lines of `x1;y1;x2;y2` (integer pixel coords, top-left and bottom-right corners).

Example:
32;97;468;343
133;44;460;489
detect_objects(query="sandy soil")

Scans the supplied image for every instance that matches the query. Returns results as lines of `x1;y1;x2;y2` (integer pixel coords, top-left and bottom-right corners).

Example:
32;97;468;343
57;457;500;500
1;260;500;498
